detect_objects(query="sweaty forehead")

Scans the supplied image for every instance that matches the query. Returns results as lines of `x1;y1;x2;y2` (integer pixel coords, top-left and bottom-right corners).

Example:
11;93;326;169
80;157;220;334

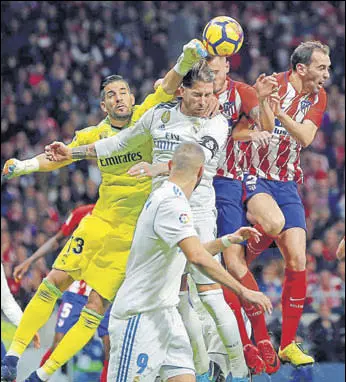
104;81;130;94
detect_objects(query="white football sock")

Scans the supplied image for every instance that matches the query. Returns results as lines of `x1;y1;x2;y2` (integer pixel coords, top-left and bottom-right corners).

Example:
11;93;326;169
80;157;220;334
178;291;210;375
199;289;248;378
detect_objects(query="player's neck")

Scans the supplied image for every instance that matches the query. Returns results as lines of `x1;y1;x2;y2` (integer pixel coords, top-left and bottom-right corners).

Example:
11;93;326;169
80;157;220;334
168;177;194;200
108;116;129;129
289;71;306;94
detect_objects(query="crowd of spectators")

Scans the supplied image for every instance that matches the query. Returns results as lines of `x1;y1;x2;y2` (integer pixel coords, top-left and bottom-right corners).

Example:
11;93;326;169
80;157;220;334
1;1;345;362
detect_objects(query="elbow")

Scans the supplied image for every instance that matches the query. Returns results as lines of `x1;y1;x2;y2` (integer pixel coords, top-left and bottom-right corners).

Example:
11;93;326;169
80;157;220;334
187;251;204;267
300;137;313;148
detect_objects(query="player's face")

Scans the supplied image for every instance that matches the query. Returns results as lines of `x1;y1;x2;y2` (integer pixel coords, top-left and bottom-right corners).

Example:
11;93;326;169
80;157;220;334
207;57;230;94
180;81;215;117
101;81;135;121
303;51;331;94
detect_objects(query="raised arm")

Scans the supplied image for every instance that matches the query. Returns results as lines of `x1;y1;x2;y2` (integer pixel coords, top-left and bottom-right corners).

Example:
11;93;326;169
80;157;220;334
46;112;153;162
254;73;278;132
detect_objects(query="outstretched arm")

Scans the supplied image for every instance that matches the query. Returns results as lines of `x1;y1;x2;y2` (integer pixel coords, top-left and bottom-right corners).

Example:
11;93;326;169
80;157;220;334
2;153;72;180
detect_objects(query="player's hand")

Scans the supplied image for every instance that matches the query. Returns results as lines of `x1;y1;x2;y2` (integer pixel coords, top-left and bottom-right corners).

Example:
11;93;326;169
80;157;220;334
203;95;220;118
128;162;160;178
2;158;24;180
14;260;32;282
255;73;278;101
33;332;41;349
45;142;72;162
249;131;272;147
228;227;262;244
183;38;208;61
175;39;208;76
240;288;273;315
268;92;282;117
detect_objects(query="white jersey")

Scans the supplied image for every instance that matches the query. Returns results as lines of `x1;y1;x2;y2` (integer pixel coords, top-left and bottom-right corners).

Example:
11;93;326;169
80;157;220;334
95;101;228;213
111;181;197;319
1;262;23;327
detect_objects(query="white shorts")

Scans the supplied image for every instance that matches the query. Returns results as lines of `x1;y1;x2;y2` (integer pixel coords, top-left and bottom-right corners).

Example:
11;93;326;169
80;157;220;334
108;307;195;382
185;209;220;285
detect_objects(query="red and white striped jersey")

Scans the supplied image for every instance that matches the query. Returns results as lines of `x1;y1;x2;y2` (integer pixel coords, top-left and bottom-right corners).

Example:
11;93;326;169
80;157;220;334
216;77;258;180
68;280;91;296
248;71;327;183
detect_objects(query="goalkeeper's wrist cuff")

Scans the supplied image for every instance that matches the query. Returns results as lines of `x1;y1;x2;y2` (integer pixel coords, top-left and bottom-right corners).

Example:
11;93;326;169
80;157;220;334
23;158;40;174
221;235;233;248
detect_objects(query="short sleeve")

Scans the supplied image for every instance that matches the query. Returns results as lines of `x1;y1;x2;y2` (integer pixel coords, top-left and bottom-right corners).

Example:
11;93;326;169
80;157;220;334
68;126;100;148
238;83;258;116
131;85;175;125
60;204;94;237
304;90;327;128
154;197;197;248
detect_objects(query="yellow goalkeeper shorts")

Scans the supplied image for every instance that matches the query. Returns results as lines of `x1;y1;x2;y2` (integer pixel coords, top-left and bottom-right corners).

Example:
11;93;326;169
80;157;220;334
53;212;137;302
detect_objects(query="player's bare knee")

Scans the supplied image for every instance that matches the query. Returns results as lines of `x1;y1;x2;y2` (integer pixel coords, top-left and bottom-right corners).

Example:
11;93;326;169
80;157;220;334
262;215;285;237
86;291;108;315
46;269;73;293
285;255;306;271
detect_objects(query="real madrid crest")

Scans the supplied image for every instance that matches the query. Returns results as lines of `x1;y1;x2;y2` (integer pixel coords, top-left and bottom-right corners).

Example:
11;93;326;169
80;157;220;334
161;110;171;123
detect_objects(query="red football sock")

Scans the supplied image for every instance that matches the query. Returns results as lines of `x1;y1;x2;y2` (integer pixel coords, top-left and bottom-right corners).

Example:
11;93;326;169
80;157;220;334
40;348;53;367
222;285;252;346
246;224;276;265
280;269;307;349
100;359;109;382
240;271;270;343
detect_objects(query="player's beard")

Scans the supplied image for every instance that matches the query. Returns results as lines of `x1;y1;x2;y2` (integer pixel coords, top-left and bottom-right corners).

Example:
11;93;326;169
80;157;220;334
109;109;133;121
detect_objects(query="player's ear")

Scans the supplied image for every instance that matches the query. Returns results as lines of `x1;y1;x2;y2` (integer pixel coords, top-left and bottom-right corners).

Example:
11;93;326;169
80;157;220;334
225;59;230;72
296;63;307;77
100;100;107;113
168;160;173;171
131;94;135;106
198;165;204;178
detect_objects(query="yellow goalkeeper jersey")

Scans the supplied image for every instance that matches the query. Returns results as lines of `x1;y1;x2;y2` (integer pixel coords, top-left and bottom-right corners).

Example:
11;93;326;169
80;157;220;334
68;85;174;224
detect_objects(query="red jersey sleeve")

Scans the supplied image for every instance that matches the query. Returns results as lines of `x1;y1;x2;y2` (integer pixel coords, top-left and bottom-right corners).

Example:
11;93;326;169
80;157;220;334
60;204;95;237
237;83;258;116
304;89;327;128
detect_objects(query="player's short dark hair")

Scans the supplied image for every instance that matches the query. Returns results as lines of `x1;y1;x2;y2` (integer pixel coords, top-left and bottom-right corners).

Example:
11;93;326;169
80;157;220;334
100;75;130;100
290;41;330;71
182;60;215;88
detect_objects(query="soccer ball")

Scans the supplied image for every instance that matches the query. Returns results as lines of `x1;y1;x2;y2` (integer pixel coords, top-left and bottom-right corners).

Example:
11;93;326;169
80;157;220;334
202;16;244;56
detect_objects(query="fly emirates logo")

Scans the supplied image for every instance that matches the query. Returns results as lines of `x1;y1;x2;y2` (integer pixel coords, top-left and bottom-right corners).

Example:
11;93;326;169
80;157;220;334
99;152;143;167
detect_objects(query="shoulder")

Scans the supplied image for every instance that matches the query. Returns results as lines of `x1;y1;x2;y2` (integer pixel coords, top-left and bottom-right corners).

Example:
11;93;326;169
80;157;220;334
233;80;255;92
205;113;228;128
153;100;179;111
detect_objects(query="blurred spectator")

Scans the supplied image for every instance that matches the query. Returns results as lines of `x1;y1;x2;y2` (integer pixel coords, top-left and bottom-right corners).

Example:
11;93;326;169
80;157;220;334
0;1;344;343
309;303;339;362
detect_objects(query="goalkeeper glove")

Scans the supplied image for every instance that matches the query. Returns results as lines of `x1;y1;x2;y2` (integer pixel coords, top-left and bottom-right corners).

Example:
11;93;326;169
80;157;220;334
174;39;208;76
2;158;39;180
